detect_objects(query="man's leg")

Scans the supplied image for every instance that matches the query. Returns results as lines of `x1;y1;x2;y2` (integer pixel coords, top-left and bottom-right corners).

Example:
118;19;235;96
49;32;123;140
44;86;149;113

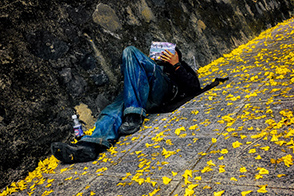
119;46;171;135
51;93;124;163
80;93;124;148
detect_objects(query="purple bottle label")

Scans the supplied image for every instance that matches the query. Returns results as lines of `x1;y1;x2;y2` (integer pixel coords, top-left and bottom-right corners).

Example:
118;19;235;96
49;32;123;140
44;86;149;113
74;125;83;137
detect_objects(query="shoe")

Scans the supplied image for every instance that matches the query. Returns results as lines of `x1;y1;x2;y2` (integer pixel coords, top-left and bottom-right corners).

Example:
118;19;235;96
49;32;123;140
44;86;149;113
51;141;98;163
119;113;143;135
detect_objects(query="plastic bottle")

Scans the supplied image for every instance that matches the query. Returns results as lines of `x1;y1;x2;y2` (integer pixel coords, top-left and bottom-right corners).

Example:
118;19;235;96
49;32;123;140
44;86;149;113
72;114;84;139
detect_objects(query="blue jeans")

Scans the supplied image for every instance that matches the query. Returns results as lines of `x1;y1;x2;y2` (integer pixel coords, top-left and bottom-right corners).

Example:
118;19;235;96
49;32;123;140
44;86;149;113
80;46;172;148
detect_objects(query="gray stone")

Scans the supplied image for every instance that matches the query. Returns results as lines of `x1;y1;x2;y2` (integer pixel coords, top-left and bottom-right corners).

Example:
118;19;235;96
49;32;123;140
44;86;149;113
26;30;69;60
92;3;122;32
91;73;109;86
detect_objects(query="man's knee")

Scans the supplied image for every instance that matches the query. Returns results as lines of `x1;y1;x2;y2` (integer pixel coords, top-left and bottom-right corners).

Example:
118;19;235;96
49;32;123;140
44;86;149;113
122;46;138;57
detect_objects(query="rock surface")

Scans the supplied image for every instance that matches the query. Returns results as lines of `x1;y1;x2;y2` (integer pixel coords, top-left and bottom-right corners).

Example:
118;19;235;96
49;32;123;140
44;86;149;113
0;0;293;189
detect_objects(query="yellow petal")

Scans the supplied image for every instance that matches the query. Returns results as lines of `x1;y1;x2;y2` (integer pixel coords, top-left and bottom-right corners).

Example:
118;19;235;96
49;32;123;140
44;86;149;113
213;190;225;196
257;185;268;193
162;176;172;185
277;174;286;178
241;190;252;196
212;138;217;143
207;160;216;166
232;141;243;148
219;168;225;173
248;148;256;153
220;149;228;154
194;176;202;180
240;167;247;173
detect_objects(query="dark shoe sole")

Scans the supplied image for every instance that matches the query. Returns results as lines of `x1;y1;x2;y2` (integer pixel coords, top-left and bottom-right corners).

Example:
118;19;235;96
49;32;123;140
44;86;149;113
51;142;97;164
119;122;141;136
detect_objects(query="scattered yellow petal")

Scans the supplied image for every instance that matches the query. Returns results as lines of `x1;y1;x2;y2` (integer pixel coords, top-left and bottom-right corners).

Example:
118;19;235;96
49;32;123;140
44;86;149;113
240;167;247;173
248;148;256;153
207;160;216;166
260;146;270;151
189;124;199;130
219;168;225;173
257;185;268;193
258;168;269;175
162;176;172;185
64;177;73;181
175;127;186;135
194;176;202;181
277;174;286;178
255;174;263;179
214;190;225;196
232;141;243;148
241;190;252;196
166;139;173;145
201;166;213;173
220;149;228;154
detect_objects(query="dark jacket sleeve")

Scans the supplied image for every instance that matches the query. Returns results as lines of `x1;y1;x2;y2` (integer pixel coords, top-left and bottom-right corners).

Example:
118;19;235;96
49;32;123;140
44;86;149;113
172;61;201;93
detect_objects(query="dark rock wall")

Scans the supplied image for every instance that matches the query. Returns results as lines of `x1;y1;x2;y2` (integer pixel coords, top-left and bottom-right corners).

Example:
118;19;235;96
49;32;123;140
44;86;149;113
0;0;293;188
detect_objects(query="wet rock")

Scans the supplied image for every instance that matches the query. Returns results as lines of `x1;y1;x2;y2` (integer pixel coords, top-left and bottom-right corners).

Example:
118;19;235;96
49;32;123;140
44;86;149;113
67;5;90;25
91;73;109;87
95;94;112;113
80;53;97;71
26;30;69;60
92;3;122;32
59;68;73;83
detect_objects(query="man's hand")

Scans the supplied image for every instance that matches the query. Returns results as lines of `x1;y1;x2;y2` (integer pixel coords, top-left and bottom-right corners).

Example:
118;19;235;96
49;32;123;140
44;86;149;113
160;50;179;66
